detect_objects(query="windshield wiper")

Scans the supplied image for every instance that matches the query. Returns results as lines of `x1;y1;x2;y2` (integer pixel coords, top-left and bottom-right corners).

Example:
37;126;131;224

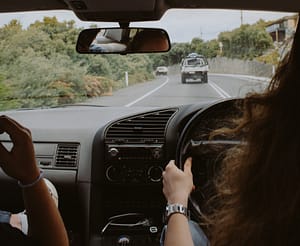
49;103;107;108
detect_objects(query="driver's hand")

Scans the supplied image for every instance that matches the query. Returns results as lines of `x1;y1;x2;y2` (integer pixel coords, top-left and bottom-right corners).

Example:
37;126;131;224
162;158;194;207
0;115;40;185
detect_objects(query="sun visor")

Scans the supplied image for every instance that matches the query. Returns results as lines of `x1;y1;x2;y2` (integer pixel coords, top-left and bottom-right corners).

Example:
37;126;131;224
67;0;167;22
68;0;155;12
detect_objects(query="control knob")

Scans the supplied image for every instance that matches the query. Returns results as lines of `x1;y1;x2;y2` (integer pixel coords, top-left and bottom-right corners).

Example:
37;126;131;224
108;147;119;158
148;166;163;182
106;165;122;182
152;148;162;159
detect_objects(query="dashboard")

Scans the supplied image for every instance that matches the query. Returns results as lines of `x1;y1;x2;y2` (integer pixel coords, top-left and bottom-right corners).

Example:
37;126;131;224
0;100;233;246
0;100;240;246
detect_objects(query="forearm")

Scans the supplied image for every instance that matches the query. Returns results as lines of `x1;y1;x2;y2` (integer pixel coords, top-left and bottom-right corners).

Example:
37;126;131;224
164;213;194;246
22;179;69;246
0;116;69;245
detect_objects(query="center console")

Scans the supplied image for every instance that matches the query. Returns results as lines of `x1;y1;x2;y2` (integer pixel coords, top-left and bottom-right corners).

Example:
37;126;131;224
92;109;177;245
99;143;166;245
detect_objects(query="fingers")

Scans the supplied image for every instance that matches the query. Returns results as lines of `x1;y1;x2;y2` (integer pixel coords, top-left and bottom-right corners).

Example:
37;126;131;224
163;159;192;175
163;160;175;173
165;160;175;170
184;157;195;190
0;116;24;166
0;142;9;163
3;116;31;135
183;157;192;174
0;116;20;140
162;159;194;205
0;116;30;144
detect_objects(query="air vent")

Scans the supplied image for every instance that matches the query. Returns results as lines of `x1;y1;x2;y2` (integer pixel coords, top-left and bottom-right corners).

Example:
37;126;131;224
105;109;177;144
55;144;79;168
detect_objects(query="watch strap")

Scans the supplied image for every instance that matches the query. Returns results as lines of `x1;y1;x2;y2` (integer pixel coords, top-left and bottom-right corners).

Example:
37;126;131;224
0;210;11;224
165;203;189;222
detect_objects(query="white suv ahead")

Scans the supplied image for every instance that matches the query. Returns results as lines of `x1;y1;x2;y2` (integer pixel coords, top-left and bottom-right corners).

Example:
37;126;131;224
181;53;209;83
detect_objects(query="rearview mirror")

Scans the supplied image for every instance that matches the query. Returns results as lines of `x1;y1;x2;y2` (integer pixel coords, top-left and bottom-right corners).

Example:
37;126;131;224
76;28;171;54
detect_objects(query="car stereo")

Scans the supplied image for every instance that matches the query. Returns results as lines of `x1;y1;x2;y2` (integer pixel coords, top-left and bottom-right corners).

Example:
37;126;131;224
104;144;165;184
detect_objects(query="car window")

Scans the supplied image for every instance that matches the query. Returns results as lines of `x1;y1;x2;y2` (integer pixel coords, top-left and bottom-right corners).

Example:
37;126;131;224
186;58;206;66
0;10;297;110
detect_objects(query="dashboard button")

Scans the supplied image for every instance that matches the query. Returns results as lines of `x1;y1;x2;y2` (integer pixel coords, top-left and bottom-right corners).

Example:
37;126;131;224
148;166;163;182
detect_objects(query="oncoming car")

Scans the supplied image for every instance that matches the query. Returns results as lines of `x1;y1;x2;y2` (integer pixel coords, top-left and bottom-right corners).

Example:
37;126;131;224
155;66;168;76
0;0;298;246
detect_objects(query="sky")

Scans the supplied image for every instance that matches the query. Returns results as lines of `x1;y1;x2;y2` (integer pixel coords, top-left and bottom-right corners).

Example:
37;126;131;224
0;9;296;42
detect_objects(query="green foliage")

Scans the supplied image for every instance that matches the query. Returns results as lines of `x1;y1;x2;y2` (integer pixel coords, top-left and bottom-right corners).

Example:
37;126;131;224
218;21;273;59
168;43;191;64
0;17;155;111
0;20;22;40
190;38;204;54
256;50;279;65
87;56;112;76
203;40;219;58
147;39;219;66
0;74;20;110
147;19;274;66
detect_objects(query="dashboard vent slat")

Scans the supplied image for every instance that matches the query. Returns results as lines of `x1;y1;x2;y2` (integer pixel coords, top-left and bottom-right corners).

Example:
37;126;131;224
55;144;79;168
105;109;177;144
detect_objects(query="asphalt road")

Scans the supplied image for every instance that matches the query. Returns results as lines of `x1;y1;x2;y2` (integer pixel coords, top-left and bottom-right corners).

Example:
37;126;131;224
86;72;270;107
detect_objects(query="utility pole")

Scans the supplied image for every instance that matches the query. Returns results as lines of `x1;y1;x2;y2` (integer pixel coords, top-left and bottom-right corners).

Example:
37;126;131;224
199;27;202;39
240;10;244;26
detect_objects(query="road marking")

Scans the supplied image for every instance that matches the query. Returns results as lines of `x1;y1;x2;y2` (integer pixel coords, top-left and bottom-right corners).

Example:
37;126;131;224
125;77;169;107
210;73;270;82
208;80;231;99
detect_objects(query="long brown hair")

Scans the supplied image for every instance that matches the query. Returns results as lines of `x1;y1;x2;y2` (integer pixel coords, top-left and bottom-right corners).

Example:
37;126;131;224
208;17;300;246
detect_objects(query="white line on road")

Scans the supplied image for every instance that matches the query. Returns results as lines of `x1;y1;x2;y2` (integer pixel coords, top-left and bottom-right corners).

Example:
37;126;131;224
208;80;231;99
210;73;270;82
125;77;169;107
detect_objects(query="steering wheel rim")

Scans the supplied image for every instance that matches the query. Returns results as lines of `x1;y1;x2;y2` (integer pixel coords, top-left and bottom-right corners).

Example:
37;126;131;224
175;98;243;220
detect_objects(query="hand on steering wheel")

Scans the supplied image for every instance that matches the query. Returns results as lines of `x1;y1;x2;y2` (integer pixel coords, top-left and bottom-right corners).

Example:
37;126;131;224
174;99;243;220
162;158;194;207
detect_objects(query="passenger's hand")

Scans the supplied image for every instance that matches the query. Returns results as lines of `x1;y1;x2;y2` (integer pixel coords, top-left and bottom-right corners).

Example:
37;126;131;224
162;158;194;207
0;115;40;184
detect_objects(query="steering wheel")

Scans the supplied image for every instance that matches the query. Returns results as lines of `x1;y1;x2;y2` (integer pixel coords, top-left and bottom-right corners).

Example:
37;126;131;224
175;98;243;220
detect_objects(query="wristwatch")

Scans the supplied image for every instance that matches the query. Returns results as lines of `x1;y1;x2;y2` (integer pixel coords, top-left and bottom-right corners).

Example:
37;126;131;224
0;210;11;224
165;203;189;222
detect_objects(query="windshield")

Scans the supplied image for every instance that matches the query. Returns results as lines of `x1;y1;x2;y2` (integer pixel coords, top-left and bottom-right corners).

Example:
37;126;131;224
0;9;297;110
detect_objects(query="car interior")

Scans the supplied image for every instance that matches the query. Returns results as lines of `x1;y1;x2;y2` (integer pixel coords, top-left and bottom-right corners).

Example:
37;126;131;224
0;0;299;246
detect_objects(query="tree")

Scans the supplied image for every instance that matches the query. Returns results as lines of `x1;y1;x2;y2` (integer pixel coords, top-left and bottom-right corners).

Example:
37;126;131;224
0;17;159;110
0;74;19;110
203;39;219;58
0;19;22;40
218;20;273;59
168;43;191;64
